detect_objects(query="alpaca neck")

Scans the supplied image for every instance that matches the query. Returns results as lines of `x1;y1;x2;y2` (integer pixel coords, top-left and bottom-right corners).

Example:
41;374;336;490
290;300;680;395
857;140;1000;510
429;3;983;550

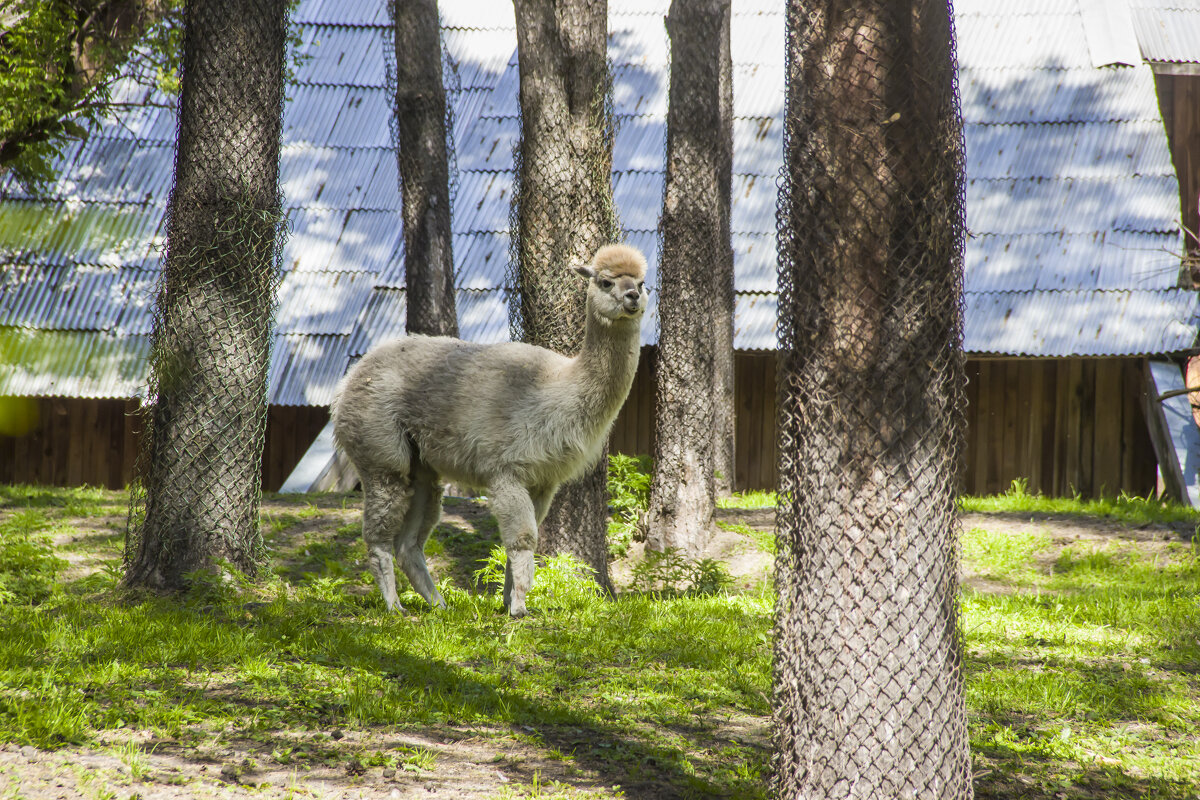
569;304;641;425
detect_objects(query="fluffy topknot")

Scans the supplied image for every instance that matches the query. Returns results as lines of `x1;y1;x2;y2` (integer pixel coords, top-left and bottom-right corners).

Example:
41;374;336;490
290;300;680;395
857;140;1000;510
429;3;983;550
591;244;647;281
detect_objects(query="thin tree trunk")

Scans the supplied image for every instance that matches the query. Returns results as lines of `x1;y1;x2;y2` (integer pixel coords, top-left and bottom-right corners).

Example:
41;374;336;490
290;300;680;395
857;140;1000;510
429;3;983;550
392;0;457;338
712;4;736;497
125;0;287;589
511;0;618;594
645;0;730;559
773;0;973;796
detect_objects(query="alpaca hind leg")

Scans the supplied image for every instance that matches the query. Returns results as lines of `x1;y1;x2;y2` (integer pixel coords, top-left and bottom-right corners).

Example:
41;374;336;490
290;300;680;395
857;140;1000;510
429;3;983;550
489;480;537;618
395;463;445;609
362;473;414;612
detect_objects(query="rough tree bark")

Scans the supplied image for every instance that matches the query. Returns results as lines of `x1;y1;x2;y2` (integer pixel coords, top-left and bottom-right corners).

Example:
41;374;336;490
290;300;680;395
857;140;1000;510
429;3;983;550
712;3;736;498
392;0;457;338
511;0;618;594
645;0;731;559
125;0;287;589
772;0;973;796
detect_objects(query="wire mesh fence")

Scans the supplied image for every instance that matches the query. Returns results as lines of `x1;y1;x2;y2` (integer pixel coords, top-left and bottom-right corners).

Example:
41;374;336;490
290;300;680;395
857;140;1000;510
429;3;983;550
386;0;459;338
644;0;732;558
773;0;973;796
125;0;289;588
507;0;621;590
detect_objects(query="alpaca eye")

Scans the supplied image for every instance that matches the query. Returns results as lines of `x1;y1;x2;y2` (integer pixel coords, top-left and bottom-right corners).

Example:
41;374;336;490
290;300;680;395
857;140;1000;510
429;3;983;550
598;278;613;290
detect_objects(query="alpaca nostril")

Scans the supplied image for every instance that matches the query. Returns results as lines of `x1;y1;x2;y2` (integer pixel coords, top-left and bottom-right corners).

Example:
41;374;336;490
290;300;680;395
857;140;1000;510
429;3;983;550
624;289;640;301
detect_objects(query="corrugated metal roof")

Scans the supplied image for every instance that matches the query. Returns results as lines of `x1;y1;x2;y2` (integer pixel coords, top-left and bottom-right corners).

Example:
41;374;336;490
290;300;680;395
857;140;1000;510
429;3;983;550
1132;6;1200;64
963;289;1199;356
965;120;1174;179
0;329;149;399
2;0;1197;403
268;333;350;406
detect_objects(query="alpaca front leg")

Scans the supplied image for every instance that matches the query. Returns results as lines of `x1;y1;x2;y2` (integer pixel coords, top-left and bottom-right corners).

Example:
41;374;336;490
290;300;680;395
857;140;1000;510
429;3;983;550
489;480;538;618
367;541;401;611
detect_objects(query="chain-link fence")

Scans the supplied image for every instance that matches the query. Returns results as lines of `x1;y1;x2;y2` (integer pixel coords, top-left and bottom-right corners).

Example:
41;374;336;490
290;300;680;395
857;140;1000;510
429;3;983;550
125;0;289;589
507;0;621;591
386;0;459;338
644;0;732;559
773;0;973;796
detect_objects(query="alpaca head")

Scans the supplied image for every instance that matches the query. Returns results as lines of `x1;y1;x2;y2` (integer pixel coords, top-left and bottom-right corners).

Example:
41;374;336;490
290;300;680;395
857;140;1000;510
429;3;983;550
573;244;648;323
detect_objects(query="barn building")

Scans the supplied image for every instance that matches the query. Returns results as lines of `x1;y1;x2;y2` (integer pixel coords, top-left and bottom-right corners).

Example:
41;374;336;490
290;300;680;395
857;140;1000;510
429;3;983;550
1;0;1199;500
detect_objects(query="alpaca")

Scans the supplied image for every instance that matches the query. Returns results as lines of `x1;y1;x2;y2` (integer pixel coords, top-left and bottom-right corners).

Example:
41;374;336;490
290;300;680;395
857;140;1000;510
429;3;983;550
331;244;647;617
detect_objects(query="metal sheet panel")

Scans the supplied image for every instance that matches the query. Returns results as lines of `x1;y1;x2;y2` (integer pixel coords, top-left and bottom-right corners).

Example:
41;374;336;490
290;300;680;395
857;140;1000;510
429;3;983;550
347;289;406;357
275;270;376;335
965;175;1178;235
1131;7;1200;64
0;265;154;332
733;233;776;293
733;117;783;176
454;171;513;233
963;288;1200;356
965;120;1175;179
613;171;662;232
731;11;786;67
0;330;148;398
300;26;387;87
455;116;519;171
960;64;1162;124
454;231;509;290
268;333;350;406
457;289;510;344
443;29;516;89
955;13;1094;69
731;173;776;236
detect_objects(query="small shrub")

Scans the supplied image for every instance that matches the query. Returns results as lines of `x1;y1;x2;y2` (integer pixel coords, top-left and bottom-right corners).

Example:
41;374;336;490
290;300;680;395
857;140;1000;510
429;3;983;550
631;548;733;597
607;454;653;557
474;546;602;613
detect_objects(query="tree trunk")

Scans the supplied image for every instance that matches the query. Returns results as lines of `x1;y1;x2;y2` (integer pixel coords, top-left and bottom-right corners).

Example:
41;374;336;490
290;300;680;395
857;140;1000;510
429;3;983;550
511;0;618;594
125;0;287;590
712;4;736;498
773;0;973;796
644;0;730;559
391;0;457;338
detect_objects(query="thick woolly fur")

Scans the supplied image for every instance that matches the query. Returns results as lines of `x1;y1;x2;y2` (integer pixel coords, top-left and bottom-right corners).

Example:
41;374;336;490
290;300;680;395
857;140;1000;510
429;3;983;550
332;244;648;617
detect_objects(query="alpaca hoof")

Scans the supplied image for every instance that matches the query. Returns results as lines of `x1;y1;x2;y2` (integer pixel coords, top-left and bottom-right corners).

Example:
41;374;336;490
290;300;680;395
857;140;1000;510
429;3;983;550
507;603;528;618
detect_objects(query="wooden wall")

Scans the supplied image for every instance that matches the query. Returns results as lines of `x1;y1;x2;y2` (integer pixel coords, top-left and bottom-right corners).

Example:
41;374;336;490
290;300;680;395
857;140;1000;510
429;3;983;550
0;397;141;489
962;358;1157;497
0;397;329;492
0;356;1161;498
1154;72;1200;259
608;349;777;492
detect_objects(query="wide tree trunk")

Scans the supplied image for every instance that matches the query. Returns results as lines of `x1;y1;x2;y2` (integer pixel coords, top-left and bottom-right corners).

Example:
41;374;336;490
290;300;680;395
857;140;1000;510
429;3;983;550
392;0;457;338
773;0;973;797
510;0;618;594
645;0;731;559
125;0;287;589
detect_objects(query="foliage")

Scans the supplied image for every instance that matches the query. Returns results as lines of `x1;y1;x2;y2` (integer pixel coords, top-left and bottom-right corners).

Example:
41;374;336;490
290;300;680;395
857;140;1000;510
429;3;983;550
716;489;778;509
629;548;734;597
0;0;307;189
605;454;652;557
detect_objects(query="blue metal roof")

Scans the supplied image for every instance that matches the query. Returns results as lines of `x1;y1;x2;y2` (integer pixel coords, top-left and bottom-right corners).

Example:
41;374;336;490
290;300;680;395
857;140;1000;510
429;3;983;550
1;0;1196;405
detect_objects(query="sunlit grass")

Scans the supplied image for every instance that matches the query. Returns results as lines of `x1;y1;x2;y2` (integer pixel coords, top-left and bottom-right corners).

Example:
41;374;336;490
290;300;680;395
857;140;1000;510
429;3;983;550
2;483;1199;798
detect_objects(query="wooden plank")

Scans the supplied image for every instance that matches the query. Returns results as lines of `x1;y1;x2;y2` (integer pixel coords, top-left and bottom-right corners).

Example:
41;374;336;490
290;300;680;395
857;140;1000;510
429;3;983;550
1093;360;1123;497
1079;360;1096;496
963;360;979;494
1002;360;1021;488
122;400;140;487
761;354;777;492
1023;361;1042;493
734;353;753;490
1038;360;1057;495
973;361;992;494
1052;360;1070;496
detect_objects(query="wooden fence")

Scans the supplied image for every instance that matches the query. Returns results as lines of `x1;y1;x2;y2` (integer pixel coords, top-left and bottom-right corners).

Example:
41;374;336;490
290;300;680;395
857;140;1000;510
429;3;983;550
0;355;1161;498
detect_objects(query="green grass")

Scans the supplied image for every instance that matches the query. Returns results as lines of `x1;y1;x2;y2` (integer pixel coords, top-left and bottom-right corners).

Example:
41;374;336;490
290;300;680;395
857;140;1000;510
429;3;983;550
1;482;1198;798
961;478;1200;530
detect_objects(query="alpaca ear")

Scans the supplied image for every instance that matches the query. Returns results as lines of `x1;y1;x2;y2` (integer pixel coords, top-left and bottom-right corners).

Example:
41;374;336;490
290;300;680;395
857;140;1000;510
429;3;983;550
573;264;597;280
